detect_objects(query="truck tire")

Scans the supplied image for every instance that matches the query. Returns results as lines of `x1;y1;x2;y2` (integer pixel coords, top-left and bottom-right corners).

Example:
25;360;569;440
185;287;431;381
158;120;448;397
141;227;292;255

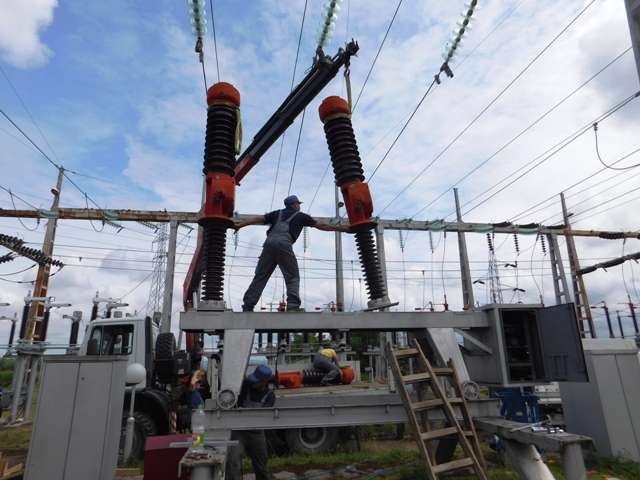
155;332;176;384
120;411;158;460
285;427;338;455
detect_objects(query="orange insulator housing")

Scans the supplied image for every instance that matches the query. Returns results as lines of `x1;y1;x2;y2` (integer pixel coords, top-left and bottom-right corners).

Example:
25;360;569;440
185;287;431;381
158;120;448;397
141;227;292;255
277;371;304;389
199;172;236;228
341;182;377;231
318;96;351;123
207;82;241;108
340;366;355;385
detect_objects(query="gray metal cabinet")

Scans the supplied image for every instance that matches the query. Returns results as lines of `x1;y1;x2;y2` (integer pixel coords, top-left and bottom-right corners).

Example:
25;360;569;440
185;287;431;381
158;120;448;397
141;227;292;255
560;339;640;461
25;355;127;480
465;304;588;387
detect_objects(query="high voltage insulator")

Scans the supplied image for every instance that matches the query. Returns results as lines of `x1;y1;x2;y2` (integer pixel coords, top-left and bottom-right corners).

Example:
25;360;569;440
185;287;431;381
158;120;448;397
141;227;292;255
599;232;626;240
0;253;16;264
486;233;494;252
302;227;309;251
398;231;405;251
428;230;435;253
316;0;343;47
187;0;207;37
514;233;520;254
539;235;547;254
319;96;387;304
137;220;159;230
104;219;123;231
199;82;241;305
0;233;24;249
443;0;480;64
179;222;194;232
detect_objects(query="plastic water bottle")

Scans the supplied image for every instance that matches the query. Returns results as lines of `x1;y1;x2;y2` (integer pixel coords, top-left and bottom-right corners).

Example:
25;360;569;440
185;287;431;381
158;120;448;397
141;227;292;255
190;404;206;453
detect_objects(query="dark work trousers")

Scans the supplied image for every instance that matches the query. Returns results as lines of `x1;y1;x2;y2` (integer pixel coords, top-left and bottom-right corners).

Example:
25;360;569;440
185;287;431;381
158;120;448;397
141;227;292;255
243;212;301;309
313;353;341;384
225;430;269;480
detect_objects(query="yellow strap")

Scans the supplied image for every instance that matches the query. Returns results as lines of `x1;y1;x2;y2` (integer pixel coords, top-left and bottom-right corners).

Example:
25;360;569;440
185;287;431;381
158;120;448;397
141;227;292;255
234;107;243;155
207;102;242;154
345;70;353;112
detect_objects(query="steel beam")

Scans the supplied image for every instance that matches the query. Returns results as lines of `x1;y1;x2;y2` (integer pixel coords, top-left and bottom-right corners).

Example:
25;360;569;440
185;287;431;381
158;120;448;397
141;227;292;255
1;207;637;238
180;309;488;333
204;393;500;431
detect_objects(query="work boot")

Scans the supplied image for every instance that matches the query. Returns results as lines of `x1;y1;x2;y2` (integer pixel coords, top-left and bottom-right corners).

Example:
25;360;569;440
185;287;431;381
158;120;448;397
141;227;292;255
242;305;254;312
286;306;305;312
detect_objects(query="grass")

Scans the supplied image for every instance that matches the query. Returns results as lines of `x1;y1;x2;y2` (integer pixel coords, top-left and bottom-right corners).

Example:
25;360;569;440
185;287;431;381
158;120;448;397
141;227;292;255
235;427;640;480
0;393;36;452
4;410;640;479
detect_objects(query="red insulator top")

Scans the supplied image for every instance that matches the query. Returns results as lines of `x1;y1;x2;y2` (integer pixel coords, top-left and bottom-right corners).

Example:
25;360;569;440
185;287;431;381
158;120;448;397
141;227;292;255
318;96;351;122
207;82;241;107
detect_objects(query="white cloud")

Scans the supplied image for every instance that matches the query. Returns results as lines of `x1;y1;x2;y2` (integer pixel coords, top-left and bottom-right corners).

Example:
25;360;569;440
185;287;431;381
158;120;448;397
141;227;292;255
0;0;58;68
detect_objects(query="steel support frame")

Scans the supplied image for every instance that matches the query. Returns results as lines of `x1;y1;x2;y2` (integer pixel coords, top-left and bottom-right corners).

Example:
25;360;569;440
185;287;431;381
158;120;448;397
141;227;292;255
203;393;500;431
180;309;489;333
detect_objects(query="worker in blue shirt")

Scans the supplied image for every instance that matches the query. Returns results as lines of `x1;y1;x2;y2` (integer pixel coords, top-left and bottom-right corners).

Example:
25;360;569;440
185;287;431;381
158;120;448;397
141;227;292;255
185;370;203;409
235;195;349;312
225;365;276;480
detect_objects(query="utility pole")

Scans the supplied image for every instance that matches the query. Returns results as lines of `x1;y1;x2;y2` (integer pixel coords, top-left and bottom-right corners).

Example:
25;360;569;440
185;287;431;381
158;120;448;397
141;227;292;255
24;167;64;341
561;193;596;338
8;168;64;424
625;0;640;83
454;188;475;309
161;218;178;333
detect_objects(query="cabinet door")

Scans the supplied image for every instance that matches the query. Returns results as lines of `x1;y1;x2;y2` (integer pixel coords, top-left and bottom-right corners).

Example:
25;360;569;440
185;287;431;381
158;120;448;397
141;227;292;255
537;304;588;382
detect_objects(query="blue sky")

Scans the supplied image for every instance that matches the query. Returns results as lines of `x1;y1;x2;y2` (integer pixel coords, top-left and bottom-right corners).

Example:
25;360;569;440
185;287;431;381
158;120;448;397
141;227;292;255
1;0;639;350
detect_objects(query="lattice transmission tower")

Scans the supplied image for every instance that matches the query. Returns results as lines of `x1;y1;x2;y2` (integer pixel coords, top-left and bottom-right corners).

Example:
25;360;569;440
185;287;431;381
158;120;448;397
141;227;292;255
147;223;168;319
487;233;503;303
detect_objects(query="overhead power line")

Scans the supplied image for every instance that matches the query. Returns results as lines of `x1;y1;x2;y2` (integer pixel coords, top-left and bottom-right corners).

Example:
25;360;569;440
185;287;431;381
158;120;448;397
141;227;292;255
375;0;598;217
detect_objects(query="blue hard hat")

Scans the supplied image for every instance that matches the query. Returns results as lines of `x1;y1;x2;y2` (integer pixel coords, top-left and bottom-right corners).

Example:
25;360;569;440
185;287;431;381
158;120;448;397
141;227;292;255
248;365;273;383
284;195;302;205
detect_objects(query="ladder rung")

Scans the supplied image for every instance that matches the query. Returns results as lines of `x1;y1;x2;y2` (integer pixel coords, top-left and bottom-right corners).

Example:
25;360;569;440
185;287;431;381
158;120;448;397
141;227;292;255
393;348;419;359
403;372;432;384
421;427;474;441
432;457;475;474
411;398;463;412
412;398;443;411
432;367;454;375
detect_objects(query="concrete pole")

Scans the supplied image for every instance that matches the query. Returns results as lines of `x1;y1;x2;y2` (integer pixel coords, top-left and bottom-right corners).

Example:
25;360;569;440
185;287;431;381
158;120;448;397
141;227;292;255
334;184;345;313
625;0;640;84
560;193;595;338
454;189;475;309
374;224;393;383
161;218;178;333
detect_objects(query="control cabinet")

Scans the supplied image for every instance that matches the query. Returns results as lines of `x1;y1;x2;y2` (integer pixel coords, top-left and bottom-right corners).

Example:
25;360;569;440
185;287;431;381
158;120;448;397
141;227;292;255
464;304;588;387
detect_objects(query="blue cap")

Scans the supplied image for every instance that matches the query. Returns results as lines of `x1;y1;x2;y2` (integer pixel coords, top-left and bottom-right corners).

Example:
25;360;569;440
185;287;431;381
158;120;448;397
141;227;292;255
248;365;272;383
284;195;302;206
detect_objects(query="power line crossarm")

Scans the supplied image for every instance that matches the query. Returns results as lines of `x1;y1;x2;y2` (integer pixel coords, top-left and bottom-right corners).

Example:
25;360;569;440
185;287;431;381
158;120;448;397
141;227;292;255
1;208;638;239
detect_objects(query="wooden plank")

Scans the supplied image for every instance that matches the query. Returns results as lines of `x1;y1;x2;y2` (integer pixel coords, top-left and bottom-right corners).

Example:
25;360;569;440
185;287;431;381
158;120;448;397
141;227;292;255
421;426;460;441
403;372;432;384
0;460;6;476
2;463;24;479
116;467;142;476
393;348;419;358
412;398;444;412
432;457;475;474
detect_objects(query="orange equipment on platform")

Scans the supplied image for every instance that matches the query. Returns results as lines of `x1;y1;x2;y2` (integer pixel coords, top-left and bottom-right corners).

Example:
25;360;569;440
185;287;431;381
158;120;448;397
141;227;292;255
276;366;355;389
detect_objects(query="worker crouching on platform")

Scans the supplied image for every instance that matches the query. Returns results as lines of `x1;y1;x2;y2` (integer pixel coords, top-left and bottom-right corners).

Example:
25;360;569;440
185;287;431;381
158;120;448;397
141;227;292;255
225;365;276;480
313;347;341;386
